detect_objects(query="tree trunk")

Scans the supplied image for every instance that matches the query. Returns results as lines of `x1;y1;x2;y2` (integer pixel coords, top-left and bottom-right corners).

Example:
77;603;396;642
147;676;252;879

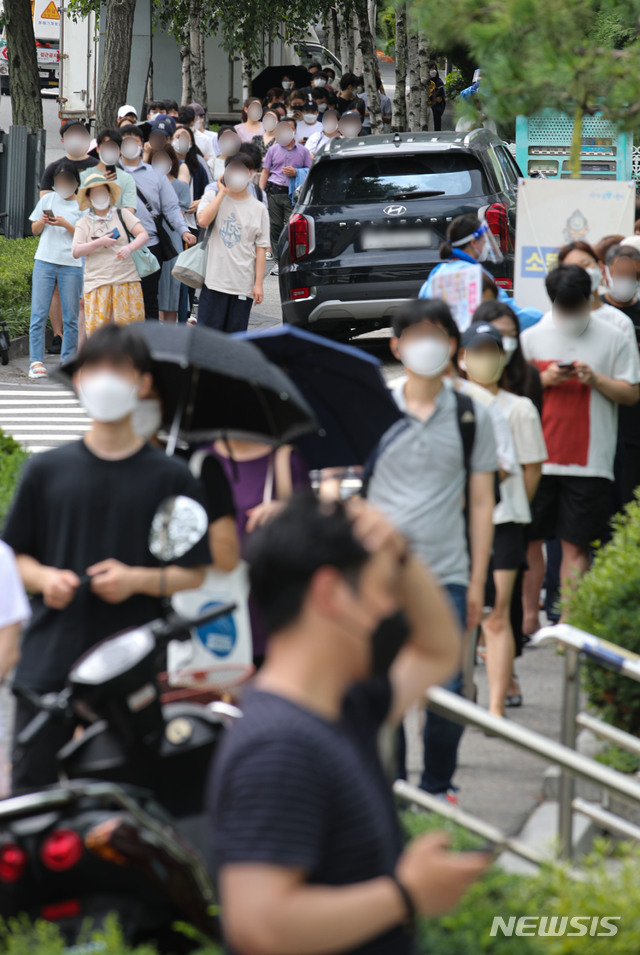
96;0;137;130
346;13;356;70
352;13;362;75
407;30;420;132
242;55;252;103
199;31;207;111
338;11;350;69
392;2;407;132
189;0;206;107
4;0;43;129
418;32;430;131
179;29;192;105
354;0;382;132
326;7;339;61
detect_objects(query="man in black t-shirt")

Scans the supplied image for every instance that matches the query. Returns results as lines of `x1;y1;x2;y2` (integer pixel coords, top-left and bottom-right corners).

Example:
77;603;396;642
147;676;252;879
40;119;99;195
3;326;210;791
208;496;489;955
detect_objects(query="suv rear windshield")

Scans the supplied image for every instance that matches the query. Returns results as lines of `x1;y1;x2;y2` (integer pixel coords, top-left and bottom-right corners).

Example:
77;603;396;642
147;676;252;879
303;152;489;205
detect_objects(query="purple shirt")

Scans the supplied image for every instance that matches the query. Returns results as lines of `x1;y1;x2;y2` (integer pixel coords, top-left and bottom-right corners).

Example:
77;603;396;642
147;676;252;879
263;141;312;187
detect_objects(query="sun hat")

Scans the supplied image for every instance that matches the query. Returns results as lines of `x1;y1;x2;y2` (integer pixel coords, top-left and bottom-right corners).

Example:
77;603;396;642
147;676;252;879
77;172;122;210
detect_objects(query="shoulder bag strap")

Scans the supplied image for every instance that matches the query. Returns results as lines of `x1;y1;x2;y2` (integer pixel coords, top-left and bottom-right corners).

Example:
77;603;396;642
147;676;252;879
116;208;134;243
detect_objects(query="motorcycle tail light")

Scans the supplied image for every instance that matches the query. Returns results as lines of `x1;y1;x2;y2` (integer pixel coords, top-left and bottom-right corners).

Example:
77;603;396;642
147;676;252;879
289;213;311;262
485;203;510;253
40;829;83;872
42;899;81;921
0;842;27;883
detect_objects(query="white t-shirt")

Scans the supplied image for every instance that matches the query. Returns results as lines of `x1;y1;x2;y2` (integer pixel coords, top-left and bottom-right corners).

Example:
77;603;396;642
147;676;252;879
30;194;84;268
194;128;214;160
521;312;638;479
0;540;30;629
305;130;340;154
296;120;323;143
198;191;270;298
543;305;640;376
454;378;519;476
493;390;547;525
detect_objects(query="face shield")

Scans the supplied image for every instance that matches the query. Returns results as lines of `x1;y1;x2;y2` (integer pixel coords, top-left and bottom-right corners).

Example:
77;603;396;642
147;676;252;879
451;218;503;265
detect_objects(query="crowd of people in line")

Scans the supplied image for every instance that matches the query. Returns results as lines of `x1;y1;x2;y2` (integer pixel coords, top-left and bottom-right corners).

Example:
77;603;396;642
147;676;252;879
27;61;451;376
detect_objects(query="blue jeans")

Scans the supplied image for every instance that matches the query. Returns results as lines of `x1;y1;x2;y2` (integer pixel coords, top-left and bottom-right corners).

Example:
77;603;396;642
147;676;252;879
29;260;83;363
397;582;467;793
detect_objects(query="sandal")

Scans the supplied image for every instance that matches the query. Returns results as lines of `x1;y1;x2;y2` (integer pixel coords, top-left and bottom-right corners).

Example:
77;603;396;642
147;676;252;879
28;360;48;379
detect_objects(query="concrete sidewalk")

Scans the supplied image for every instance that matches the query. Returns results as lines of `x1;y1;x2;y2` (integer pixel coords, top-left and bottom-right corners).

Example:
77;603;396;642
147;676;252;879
406;639;566;838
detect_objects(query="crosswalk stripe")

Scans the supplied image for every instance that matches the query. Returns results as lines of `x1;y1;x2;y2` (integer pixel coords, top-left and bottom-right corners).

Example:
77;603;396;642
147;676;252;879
0;384;89;453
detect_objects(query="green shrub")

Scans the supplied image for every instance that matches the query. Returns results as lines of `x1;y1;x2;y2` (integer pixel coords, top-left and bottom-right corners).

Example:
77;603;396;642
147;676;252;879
445;67;467;102
0;236;38;338
563;498;640;735
0;429;29;526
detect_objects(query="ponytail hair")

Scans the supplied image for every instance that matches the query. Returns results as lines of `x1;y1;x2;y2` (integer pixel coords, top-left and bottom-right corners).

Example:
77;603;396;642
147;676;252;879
440;212;481;259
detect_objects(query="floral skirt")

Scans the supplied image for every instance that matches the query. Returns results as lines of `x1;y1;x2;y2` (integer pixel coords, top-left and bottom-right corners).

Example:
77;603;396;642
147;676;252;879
84;281;145;337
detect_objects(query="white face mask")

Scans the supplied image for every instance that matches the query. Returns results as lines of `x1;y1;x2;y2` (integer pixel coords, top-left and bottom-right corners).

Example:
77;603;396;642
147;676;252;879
152;157;172;176
77;372;139;422
356;85;364;94
131;398;162;440
121;140;142;160
148;112;159;121
282;80;292;90
263;114;278;132
552;310;591;337
173;137;189;155
608;272;638;304
54;182;76;200
247;105;263;122
99;145;120;166
90;189;111;210
303;113;317;124
194;116;204;130
225;169;251;192
313;78;326;88
429;69;438;78
323;119;338;134
586;266;602;293
502;336;518;364
64;134;89;158
399;337;451;378
318;102;328;113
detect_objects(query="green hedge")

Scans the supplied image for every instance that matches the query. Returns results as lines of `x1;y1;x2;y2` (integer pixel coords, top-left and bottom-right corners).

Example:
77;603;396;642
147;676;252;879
0;429;29;526
0;236;38;339
563;497;640;735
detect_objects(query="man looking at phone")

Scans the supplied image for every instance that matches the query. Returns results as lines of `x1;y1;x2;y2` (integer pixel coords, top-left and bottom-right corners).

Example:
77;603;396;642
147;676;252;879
521;265;638;589
209;495;490;955
81;129;137;213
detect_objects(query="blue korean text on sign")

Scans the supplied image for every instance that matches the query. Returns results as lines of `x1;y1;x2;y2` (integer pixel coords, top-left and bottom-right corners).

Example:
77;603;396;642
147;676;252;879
196;601;237;658
521;247;558;277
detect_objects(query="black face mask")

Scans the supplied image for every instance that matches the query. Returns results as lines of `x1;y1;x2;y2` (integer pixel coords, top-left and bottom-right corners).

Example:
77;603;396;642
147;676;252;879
370;612;409;677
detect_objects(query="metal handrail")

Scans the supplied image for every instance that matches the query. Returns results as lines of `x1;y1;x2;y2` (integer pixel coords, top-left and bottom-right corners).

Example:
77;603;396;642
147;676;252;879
532;623;640;681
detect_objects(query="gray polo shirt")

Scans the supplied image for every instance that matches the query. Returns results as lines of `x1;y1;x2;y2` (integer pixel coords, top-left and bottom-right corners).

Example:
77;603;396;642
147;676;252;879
367;380;497;587
117;161;188;246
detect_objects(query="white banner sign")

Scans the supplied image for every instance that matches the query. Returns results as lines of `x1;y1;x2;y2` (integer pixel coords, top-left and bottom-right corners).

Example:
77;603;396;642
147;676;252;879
514;178;636;312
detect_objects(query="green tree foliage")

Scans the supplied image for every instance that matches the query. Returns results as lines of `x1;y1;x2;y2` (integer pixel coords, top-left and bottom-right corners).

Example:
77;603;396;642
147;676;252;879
413;0;640;174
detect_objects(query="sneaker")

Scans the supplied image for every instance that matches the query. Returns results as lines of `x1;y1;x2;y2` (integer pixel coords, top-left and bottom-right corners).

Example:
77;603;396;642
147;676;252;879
432;788;460;806
47;334;62;355
271;264;279;277
187;315;197;326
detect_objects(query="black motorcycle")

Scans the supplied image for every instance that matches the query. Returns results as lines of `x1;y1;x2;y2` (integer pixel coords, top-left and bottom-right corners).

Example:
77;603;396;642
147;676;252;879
0;495;239;951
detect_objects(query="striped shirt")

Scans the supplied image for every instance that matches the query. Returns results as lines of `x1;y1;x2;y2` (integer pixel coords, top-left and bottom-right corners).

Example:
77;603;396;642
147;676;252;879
208;678;413;955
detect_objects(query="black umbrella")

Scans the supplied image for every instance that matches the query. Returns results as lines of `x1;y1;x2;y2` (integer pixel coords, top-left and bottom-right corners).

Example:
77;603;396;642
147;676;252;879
235;326;402;469
251;65;312;100
59;324;317;448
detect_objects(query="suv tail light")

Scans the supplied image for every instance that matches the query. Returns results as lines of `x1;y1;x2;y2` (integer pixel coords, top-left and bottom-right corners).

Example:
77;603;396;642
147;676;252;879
494;277;513;291
288;213;312;262
485;203;510;253
0;842;27;883
41;829;83;872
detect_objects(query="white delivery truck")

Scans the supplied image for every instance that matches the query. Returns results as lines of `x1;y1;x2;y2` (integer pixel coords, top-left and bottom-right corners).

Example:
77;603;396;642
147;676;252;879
0;0;60;95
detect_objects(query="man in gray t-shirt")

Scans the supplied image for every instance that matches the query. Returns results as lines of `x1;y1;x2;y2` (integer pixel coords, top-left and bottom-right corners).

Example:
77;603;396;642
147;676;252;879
367;299;497;800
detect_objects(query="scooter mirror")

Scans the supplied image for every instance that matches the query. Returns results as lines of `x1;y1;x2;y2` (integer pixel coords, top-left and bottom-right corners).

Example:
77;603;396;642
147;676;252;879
149;495;208;563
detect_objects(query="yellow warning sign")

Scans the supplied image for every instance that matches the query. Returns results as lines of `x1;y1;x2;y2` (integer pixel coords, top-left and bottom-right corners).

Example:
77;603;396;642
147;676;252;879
41;1;59;19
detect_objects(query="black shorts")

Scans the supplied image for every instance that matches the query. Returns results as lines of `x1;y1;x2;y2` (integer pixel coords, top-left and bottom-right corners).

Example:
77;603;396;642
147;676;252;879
529;474;612;548
493;522;528;571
